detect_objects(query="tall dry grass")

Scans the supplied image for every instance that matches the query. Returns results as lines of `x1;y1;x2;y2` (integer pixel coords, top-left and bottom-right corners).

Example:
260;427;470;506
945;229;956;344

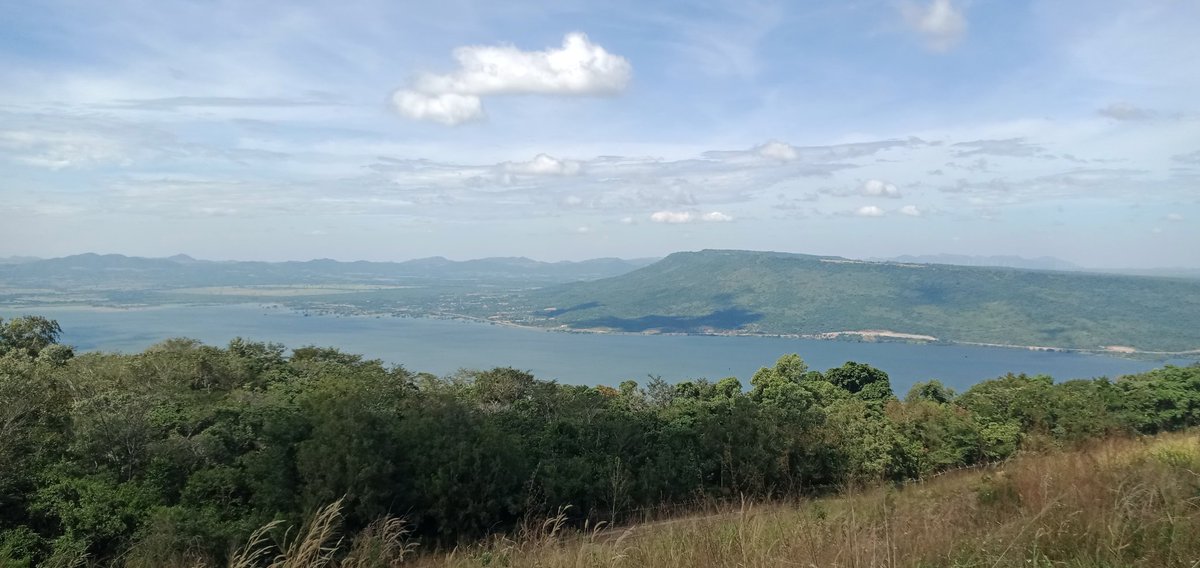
146;433;1200;567
399;433;1200;568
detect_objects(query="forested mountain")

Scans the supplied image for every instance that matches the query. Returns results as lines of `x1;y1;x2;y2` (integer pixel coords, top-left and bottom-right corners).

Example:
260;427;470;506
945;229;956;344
0;253;657;289
525;250;1200;352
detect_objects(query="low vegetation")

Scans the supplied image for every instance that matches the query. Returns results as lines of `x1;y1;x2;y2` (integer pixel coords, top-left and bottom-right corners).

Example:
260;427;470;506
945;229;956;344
403;433;1200;567
2;315;1199;566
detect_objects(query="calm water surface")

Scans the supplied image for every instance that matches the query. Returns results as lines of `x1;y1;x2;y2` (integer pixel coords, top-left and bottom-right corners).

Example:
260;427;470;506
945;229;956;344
4;304;1191;394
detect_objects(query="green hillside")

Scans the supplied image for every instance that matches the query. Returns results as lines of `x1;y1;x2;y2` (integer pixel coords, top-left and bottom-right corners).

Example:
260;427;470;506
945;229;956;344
523;250;1200;352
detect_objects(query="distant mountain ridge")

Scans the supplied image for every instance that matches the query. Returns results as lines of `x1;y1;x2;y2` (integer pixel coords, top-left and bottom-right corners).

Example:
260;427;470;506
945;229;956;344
0;253;659;288
522;249;1200;352
873;254;1200;279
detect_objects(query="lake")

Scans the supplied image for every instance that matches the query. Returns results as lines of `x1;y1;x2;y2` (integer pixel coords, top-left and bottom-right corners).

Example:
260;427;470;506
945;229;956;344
3;304;1191;394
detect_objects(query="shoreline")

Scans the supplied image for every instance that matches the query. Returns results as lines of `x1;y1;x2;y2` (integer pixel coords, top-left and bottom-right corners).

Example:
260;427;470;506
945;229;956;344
406;311;1200;360
4;301;1198;361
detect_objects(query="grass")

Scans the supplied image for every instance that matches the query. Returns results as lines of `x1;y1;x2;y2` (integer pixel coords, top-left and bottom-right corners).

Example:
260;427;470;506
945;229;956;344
407;436;1200;567
414;434;1200;567
154;433;1200;567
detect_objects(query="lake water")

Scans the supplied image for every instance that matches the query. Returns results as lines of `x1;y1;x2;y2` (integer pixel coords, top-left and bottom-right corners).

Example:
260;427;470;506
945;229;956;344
3;304;1191;394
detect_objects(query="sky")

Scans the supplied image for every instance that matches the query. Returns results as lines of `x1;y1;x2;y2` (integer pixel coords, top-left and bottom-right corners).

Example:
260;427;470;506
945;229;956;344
0;0;1197;268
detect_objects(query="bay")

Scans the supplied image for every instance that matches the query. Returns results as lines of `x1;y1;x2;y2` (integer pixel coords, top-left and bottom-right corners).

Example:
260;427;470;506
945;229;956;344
3;304;1190;394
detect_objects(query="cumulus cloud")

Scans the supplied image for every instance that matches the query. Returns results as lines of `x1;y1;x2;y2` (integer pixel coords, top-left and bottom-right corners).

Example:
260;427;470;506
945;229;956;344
756;141;798;161
701;211;734;222
391;92;483;126
650;211;694;223
899;205;923;216
861;179;902;198
504;154;582;176
392;33;632;125
650;210;733;223
1097;102;1154;121
1165;213;1184;222
901;0;967;52
855;205;885;217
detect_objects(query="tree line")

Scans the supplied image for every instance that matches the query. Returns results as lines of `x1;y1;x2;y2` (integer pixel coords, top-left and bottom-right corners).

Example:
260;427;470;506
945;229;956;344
1;315;1198;566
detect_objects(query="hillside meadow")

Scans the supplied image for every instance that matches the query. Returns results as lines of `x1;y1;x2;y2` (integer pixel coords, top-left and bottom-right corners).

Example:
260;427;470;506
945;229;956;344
291;433;1200;568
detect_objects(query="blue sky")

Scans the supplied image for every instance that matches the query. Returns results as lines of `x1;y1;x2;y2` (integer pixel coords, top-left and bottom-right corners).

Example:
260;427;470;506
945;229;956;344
1;0;1197;267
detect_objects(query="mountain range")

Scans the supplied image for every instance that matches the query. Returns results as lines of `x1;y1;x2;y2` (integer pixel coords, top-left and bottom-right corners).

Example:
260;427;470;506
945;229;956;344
5;250;1200;352
0;253;658;288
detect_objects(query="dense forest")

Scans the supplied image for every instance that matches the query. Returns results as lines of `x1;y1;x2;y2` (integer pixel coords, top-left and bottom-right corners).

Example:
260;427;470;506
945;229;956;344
2;315;1199;567
528;250;1200;351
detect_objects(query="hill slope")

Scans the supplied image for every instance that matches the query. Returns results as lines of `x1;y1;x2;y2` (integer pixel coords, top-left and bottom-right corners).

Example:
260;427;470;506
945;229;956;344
523;249;1200;352
405;434;1200;568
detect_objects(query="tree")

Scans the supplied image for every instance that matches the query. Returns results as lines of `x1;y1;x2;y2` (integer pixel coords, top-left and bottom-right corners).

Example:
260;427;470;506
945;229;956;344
958;373;1056;433
4;316;1200;566
824;361;894;401
466;367;540;413
750;354;810;399
906;380;955;404
1114;366;1200;433
0;316;66;359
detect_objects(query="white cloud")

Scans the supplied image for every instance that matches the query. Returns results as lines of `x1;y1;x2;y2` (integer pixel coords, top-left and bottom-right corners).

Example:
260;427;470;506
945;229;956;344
708;138;921;164
504;154;582;176
1165;213;1184;222
899;204;923;216
855;205;885;217
650;210;733;223
0;114;175;169
392;33;632;125
618;216;636;225
756;141;798;161
902;0;967;52
650;211;689;224
952;138;1045;158
861;179;902;198
391;92;484;126
0;130;131;169
361;138;864;219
